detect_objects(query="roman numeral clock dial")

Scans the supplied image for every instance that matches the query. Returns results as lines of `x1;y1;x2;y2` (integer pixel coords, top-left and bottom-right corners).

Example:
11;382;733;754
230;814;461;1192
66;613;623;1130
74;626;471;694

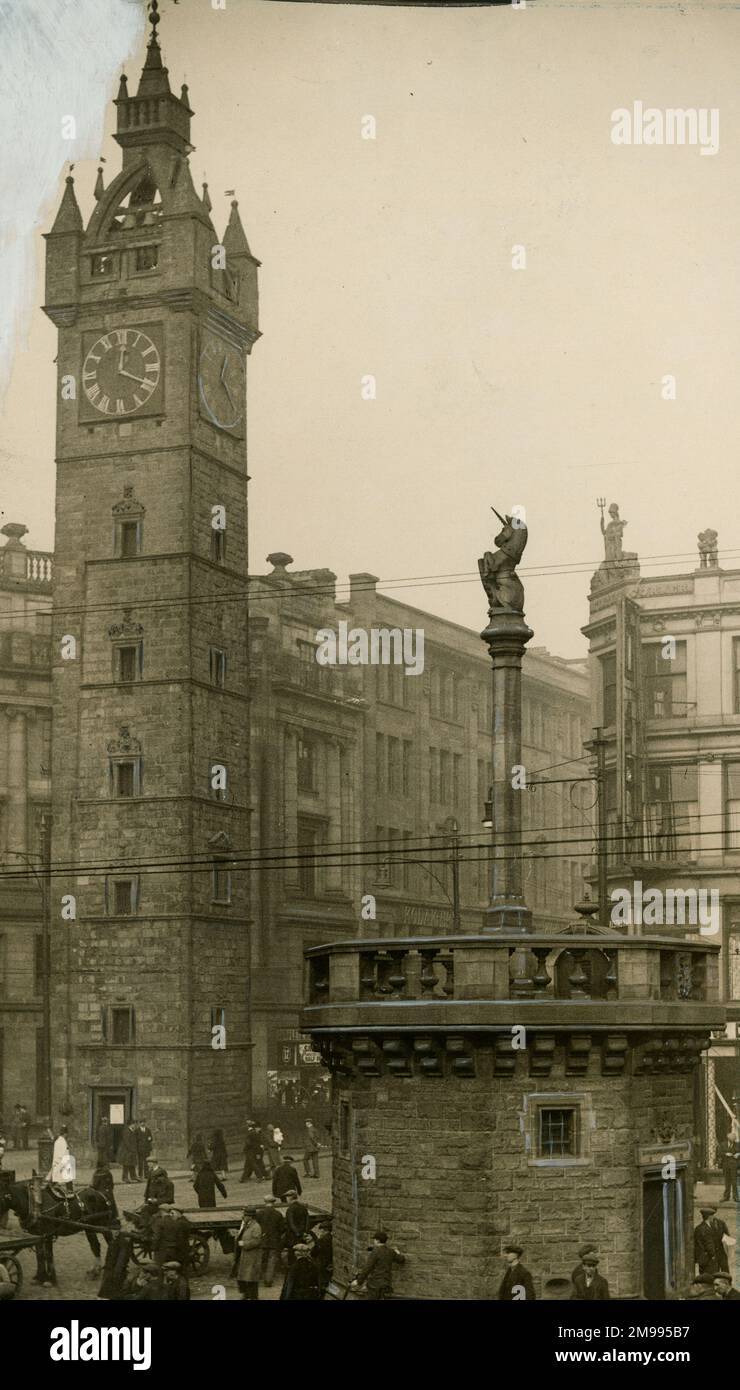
198;330;244;434
80;327;163;418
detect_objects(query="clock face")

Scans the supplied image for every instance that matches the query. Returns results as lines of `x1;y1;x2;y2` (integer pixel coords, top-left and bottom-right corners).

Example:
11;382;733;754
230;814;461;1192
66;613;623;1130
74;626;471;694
82;328;161;416
198;332;244;432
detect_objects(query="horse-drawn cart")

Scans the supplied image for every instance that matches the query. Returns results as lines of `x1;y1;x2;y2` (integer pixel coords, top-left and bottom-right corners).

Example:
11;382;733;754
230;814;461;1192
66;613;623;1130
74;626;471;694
0;1233;46;1299
126;1206;243;1275
126;1202;331;1277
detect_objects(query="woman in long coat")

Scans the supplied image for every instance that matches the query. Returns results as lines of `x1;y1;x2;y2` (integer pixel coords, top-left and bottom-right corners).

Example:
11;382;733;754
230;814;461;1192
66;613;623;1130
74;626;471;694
208;1129;229;1175
235;1211;262;1300
187;1132;207;1170
193;1159;227;1208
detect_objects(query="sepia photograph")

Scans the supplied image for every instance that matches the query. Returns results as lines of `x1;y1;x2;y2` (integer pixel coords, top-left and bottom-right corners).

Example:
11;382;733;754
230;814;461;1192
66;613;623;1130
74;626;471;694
0;0;738;1359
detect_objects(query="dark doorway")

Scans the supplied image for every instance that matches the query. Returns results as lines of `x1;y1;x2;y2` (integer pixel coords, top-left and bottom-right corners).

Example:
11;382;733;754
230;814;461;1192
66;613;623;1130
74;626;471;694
642;1172;687;1299
90;1087;134;1159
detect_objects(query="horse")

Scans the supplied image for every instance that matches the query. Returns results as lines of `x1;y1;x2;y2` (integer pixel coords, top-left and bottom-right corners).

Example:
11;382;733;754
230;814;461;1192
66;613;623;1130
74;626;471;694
0;1179;118;1286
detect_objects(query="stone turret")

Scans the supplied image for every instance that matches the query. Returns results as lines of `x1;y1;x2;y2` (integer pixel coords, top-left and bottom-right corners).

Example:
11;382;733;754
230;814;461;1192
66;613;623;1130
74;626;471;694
301;521;727;1300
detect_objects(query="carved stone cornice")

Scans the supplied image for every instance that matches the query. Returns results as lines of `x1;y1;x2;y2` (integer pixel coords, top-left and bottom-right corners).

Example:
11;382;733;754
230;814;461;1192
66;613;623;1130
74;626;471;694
310;1028;713;1080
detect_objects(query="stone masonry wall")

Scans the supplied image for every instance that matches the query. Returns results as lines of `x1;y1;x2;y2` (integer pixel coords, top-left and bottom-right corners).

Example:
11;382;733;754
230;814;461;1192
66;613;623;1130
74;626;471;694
332;1053;694;1300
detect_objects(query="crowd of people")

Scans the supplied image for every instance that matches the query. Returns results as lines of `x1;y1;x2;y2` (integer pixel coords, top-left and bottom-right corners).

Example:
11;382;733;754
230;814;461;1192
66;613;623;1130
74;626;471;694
494;1229;740;1302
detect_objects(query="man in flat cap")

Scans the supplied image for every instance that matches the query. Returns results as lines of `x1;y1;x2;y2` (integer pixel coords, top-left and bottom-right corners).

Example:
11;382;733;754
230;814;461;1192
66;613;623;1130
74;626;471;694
571;1253;610;1301
571;1243;597;1286
497;1244;536;1301
713;1271;740;1301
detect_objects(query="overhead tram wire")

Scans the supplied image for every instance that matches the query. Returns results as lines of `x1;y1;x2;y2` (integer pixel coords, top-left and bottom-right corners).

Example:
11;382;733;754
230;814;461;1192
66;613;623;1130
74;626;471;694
0;816;731;885
2;545;740;624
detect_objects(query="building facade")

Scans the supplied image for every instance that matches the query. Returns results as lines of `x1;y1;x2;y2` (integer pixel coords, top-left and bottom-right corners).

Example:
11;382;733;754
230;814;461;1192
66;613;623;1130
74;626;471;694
584;509;740;1173
0;524;52;1126
43;12;259;1157
250;556;590;1109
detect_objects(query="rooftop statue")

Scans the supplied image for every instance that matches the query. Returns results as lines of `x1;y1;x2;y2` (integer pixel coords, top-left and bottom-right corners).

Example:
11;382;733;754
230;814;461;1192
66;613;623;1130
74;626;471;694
599;499;629;563
478;507;528;615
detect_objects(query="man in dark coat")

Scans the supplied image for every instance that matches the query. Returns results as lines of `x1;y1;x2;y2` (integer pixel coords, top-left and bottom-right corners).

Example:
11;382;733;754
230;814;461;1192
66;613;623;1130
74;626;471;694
144;1162;174;1206
272;1155;302;1202
279;1243;320;1301
351;1230;406;1300
240;1123;266;1181
118;1123;139;1183
694;1206;729;1274
193;1158;227;1208
95;1116;113;1166
135;1120;153;1181
256;1196;286;1286
311;1219;333;1295
284;1190;311;1263
497;1244;536;1301
303;1120;320;1179
151;1207;192;1271
571;1254;610;1300
570;1243;597;1285
714;1273;740;1300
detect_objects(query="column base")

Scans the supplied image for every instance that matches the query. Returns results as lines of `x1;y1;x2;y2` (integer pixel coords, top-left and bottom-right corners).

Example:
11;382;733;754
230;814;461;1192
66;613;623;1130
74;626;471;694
483;903;533;934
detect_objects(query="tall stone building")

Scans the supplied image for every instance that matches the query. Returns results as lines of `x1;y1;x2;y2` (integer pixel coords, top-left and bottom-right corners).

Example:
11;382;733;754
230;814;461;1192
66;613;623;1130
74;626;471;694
584;508;740;1175
250;554;590;1109
43;5;259;1155
0;525;53;1123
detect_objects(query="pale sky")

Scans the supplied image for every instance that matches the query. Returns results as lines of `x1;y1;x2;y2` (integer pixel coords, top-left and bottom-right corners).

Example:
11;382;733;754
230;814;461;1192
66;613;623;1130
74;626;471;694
2;0;740;656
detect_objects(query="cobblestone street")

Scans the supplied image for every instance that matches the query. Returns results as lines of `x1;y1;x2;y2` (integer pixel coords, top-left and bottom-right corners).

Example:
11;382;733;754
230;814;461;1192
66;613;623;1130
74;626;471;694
3;1157;332;1301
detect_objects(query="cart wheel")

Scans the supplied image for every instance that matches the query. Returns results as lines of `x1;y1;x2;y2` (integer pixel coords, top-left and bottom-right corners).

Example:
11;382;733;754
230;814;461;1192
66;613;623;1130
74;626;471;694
129;1235;149;1267
0;1255;23;1298
188;1234;210;1275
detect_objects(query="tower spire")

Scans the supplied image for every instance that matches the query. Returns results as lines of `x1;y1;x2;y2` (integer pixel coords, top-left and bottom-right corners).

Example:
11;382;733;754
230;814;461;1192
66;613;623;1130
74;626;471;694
138;0;171;97
149;0;160;45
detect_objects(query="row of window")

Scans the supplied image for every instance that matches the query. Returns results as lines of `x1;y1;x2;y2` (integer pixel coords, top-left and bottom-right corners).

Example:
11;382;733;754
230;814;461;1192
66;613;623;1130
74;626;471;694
602;642;690;724
99;863;233;915
98;1005;227;1047
100;642;228;687
114;515;226;564
91;245;159;279
604;758;740;861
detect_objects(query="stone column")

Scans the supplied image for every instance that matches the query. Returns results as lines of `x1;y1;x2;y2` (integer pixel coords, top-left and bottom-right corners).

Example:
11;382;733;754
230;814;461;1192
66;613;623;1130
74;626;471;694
284;727;299;890
6;708;29;855
481;610;533;932
326;739;342;892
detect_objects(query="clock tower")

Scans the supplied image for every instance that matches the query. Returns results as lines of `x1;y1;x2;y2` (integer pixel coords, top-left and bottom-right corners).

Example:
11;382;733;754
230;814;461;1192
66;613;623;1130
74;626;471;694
44;1;259;1154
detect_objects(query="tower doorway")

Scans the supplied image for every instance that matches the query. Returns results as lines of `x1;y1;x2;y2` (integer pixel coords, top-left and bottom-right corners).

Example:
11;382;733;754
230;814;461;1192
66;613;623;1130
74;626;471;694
642;1170;687;1298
